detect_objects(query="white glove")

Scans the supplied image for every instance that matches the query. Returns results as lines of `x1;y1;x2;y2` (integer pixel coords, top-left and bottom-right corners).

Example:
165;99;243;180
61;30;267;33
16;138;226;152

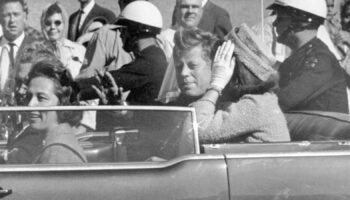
210;40;236;91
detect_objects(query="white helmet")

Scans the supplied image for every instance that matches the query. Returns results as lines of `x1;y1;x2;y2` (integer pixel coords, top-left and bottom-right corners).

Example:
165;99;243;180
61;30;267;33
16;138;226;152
268;0;327;19
119;1;163;29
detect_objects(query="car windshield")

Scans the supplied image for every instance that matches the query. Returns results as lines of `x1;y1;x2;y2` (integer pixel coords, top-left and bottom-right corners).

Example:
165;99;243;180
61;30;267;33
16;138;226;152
0;106;198;164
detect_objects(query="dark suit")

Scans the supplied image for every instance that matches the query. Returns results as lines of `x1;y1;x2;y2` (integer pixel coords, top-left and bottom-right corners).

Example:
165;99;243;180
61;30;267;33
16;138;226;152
68;3;116;42
0;34;35;79
171;0;232;39
0;34;35;105
198;1;232;39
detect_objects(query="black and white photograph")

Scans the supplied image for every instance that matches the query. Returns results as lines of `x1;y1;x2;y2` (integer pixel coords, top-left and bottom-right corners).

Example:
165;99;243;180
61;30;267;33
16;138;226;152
1;0;350;199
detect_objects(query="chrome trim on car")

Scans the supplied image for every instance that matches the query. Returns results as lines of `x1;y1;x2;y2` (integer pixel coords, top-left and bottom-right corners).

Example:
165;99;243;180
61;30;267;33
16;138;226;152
0;106;195;112
225;151;350;159
0;154;224;172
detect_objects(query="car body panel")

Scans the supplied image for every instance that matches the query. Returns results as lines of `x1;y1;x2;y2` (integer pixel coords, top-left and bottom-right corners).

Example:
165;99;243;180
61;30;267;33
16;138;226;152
0;155;229;200
2;107;350;199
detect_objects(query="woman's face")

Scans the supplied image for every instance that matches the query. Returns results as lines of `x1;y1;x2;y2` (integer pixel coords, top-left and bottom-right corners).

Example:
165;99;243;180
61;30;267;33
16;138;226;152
44;13;64;42
27;76;60;131
175;45;212;98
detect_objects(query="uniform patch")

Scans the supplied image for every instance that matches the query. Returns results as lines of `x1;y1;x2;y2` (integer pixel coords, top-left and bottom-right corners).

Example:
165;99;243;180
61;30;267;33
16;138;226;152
305;56;318;68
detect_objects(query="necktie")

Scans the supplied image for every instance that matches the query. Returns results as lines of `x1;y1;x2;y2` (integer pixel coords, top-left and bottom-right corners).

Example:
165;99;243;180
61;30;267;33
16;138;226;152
8;43;15;67
76;10;84;40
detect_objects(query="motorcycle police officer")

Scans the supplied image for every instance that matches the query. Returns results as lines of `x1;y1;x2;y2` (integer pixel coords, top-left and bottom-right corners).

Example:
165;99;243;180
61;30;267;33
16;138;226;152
269;0;349;113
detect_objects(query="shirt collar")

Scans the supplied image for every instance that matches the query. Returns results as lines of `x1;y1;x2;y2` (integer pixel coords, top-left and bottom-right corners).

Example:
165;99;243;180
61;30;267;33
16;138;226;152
1;32;25;48
82;0;95;15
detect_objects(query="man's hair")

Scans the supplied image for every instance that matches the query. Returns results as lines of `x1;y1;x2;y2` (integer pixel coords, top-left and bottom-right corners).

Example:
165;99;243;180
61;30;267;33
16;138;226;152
0;0;27;13
173;28;218;64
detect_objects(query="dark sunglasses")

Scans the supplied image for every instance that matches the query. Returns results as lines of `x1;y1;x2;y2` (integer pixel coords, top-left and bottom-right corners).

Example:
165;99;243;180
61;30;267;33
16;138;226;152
45;20;63;27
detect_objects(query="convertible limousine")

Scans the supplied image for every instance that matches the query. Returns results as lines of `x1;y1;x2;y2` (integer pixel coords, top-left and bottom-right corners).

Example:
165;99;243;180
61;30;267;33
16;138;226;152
1;106;350;200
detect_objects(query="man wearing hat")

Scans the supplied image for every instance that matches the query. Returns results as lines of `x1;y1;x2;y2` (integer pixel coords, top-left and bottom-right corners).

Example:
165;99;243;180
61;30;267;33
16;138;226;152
269;0;349;113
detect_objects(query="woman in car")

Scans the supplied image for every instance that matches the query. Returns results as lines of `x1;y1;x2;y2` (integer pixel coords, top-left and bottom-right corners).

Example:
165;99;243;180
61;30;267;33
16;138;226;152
26;58;87;164
40;2;85;78
172;28;290;143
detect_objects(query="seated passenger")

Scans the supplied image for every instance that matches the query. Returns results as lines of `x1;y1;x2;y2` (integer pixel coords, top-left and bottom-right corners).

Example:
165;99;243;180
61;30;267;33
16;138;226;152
171;28;290;143
10;58;87;164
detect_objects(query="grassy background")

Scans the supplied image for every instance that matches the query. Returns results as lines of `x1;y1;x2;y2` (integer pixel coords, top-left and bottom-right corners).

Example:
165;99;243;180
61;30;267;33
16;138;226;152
27;0;274;31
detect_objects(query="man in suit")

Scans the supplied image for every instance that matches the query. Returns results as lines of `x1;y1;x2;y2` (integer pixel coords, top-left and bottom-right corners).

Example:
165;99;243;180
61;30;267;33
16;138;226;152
68;0;116;42
0;0;36;106
171;0;232;39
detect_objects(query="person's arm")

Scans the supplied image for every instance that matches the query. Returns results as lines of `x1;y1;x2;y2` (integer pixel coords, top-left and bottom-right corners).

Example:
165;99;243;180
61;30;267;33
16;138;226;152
109;58;151;91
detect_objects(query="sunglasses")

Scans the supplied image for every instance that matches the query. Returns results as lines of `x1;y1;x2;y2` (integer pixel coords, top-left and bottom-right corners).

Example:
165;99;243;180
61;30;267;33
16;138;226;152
45;20;63;27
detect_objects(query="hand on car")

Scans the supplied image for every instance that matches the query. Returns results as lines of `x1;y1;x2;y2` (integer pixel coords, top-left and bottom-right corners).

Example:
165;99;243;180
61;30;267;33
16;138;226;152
92;70;127;105
210;40;236;90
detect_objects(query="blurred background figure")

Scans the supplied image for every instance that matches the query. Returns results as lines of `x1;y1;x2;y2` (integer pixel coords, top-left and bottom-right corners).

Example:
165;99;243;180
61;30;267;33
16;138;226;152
41;2;86;78
68;0;116;44
75;0;137;81
0;0;37;106
171;0;232;39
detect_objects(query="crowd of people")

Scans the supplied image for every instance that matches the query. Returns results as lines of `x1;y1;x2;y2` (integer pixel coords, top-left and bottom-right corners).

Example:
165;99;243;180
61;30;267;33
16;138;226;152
1;0;350;164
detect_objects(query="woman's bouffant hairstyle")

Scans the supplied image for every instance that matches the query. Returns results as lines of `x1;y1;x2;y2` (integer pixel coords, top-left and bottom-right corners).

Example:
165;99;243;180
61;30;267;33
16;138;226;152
173;28;218;64
27;58;82;126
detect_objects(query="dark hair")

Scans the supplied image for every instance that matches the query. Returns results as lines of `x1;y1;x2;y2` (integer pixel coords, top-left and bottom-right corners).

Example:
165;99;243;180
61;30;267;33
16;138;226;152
46;2;62;17
27;58;82;126
173;28;218;64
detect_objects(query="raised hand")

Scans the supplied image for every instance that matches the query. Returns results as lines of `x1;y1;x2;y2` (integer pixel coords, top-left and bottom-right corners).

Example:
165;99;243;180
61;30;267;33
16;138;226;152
92;70;127;105
210;40;236;91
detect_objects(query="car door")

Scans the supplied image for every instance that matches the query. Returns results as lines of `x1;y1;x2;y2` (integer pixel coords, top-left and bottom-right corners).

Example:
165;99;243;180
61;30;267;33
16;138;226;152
0;106;229;200
205;142;350;200
0;155;229;200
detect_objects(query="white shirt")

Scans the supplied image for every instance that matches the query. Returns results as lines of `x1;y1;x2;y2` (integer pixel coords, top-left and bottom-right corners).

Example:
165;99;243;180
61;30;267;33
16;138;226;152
0;32;25;60
79;0;95;30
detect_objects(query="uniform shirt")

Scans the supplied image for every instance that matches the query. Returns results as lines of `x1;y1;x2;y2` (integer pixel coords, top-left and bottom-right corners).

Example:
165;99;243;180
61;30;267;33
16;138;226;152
110;45;167;105
277;37;349;113
78;0;95;30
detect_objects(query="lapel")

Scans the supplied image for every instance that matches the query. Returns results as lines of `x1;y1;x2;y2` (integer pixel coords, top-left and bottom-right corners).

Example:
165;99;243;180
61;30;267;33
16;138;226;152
79;4;99;36
14;34;34;71
68;11;80;41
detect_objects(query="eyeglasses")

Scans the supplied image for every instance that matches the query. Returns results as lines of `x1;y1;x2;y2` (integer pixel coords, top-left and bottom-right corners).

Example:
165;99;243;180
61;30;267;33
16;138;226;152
44;20;63;27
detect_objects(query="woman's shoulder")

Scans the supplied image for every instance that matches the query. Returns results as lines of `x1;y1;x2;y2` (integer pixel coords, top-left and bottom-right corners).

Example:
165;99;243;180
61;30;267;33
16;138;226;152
36;126;87;164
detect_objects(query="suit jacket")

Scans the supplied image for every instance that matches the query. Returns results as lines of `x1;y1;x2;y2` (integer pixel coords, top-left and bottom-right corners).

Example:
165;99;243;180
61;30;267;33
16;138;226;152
68;3;116;42
198;1;232;39
0;34;35;78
